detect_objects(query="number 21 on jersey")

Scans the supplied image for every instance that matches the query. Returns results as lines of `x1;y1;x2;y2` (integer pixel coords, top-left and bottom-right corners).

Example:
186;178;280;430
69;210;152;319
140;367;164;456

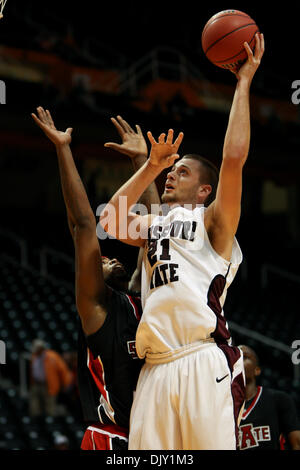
147;238;179;290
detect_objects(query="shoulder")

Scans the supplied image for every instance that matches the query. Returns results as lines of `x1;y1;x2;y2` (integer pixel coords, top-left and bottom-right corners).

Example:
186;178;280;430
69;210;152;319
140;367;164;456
267;388;290;400
123;292;142;321
265;388;296;408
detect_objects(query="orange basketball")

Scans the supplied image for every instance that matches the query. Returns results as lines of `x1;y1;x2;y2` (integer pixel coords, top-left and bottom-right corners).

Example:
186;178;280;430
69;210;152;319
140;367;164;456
201;10;259;71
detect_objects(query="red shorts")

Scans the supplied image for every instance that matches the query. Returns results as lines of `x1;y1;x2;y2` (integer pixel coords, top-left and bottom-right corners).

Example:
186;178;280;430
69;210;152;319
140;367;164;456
81;423;129;450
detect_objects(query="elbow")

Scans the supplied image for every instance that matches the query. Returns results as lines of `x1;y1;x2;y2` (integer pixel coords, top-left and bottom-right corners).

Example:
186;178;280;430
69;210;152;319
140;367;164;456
223;146;248;167
68;214;95;236
75;214;96;230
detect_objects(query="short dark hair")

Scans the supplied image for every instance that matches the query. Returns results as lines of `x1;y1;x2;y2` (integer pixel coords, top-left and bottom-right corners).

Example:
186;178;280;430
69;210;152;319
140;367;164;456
182;154;219;206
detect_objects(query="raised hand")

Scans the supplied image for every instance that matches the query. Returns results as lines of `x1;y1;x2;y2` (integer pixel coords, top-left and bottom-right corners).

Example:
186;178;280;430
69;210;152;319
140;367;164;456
147;129;184;169
234;32;265;82
31;107;73;147
104;115;148;159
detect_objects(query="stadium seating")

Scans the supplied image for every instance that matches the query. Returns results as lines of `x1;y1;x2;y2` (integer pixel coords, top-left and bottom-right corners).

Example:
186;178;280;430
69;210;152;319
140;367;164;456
0;387;84;449
0;254;85;449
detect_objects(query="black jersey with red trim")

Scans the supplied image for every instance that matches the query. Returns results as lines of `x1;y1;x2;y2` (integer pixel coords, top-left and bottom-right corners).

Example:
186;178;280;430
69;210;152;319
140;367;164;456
77;286;143;429
239;386;300;450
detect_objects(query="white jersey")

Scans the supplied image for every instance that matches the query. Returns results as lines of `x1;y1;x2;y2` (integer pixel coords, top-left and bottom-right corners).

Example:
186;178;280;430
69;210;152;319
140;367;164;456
137;205;243;361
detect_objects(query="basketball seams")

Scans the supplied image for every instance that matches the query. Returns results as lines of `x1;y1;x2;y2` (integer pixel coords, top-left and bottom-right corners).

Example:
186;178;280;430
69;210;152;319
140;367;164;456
204;23;257;55
202;13;252;38
214;29;259;64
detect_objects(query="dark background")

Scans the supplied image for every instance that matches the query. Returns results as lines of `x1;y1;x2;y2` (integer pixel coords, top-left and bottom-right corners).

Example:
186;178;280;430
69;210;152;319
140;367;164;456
1;0;299;273
0;0;299;450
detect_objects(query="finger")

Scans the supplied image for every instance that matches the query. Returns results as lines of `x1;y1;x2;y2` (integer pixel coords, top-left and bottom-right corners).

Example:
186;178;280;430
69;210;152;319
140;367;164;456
66;128;73;135
40;107;51;127
253;32;264;59
258;33;265;58
166;129;174;145
31;113;46;129
31;112;39;123
37;106;47;123
135;124;143;136
36;107;45;123
110;117;125;138
117;115;134;134
147;131;157;145
243;41;253;59
158;133;166;144
104;142;123;150
45;109;55;128
253;33;260;58
173;131;184;148
167;154;180;167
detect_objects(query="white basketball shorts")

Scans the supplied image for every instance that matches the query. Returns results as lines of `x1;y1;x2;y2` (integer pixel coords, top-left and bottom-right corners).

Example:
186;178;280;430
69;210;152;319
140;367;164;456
128;341;245;450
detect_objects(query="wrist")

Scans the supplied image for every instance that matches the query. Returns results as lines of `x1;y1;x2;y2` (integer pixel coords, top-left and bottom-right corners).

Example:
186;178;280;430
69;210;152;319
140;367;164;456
236;75;252;90
55;142;70;150
132;153;148;163
146;158;164;175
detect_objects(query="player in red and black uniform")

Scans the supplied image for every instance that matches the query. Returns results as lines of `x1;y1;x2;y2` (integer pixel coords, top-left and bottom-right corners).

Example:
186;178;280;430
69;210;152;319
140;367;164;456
238;345;300;450
32;109;160;449
77;261;143;450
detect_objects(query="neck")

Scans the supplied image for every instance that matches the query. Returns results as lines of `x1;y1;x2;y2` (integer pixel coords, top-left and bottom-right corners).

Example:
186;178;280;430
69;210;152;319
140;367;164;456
245;381;258;401
108;280;128;292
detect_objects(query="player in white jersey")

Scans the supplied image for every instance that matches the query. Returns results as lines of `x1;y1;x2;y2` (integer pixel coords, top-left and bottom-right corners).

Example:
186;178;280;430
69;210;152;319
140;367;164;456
100;33;265;449
139;203;242;357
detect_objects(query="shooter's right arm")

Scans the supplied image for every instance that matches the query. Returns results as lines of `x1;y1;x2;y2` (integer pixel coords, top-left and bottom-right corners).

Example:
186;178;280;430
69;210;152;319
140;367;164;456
100;129;184;246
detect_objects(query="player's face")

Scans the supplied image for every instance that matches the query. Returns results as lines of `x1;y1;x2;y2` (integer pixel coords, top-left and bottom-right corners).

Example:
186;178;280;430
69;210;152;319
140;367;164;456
161;158;203;206
101;256;129;289
240;345;261;383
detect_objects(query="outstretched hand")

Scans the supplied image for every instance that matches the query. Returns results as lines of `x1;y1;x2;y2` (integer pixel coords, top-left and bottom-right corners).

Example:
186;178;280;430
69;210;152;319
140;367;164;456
233;32;265;82
147;129;184;169
31;107;73;147
104;115;148;159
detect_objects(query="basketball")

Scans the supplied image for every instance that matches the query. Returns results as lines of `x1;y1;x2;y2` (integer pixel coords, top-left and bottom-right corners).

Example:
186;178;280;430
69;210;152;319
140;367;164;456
201;10;259;71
